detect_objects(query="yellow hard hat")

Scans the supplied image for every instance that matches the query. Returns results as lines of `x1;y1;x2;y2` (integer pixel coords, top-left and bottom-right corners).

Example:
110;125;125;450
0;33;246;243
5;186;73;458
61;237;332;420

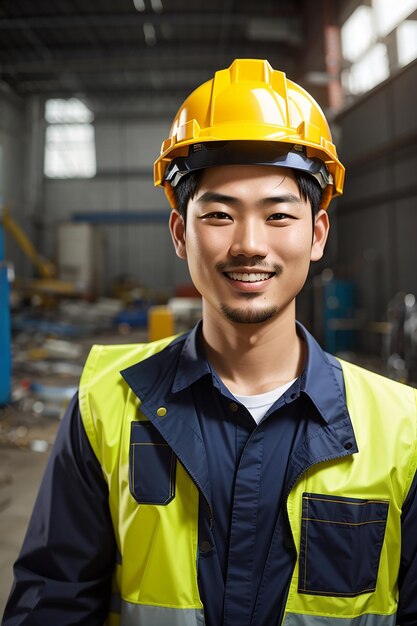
154;59;344;210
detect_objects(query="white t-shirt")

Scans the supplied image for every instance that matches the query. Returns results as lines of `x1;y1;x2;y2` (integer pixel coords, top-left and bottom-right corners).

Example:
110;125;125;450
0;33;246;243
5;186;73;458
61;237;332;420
234;379;297;425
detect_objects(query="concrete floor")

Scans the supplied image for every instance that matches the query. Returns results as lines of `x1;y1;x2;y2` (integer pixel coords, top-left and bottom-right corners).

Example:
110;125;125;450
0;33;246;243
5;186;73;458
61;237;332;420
0;447;49;617
0;325;152;619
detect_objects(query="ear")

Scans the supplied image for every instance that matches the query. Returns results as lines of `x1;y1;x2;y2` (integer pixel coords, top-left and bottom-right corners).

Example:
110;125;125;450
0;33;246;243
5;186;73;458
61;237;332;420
169;209;187;260
310;209;330;262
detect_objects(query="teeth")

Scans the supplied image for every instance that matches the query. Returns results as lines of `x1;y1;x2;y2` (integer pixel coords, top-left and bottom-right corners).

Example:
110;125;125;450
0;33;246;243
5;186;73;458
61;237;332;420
227;272;272;283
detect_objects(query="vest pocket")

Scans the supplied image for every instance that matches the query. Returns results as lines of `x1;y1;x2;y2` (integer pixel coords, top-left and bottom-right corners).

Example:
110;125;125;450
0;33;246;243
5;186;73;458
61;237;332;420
298;492;389;597
129;421;176;505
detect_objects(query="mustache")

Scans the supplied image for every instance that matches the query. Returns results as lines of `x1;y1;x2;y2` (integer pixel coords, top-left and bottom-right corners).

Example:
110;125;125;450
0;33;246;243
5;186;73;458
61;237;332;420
216;258;283;275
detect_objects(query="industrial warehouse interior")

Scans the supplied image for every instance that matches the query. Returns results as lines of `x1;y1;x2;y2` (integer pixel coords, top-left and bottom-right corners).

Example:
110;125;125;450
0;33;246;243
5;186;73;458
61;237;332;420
2;0;417;619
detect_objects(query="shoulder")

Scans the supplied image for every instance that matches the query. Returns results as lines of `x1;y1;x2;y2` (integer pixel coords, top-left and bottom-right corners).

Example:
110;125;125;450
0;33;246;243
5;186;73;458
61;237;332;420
322;351;413;392
80;332;185;390
324;351;417;430
78;332;187;461
334;357;417;448
336;356;417;398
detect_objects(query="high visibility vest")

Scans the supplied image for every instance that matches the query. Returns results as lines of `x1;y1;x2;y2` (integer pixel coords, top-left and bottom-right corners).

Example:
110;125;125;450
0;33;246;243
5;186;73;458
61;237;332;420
79;339;417;626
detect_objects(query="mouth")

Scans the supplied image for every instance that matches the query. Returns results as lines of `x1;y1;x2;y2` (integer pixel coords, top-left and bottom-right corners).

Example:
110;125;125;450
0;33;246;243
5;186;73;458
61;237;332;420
224;271;275;283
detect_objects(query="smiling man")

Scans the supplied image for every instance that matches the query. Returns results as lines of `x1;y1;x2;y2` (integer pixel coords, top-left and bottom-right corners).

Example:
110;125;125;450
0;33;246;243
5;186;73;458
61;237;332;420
169;164;328;397
4;59;417;626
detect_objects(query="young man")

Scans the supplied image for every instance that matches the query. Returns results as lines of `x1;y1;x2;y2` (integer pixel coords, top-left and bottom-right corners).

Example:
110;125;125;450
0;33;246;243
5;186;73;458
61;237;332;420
3;59;417;626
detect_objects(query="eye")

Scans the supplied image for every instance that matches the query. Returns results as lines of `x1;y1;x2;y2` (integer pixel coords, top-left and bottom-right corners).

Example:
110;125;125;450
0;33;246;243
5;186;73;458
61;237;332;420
266;213;291;221
201;211;233;221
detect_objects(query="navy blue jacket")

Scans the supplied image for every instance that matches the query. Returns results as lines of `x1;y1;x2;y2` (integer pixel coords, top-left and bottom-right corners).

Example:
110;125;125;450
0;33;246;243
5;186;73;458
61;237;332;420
3;323;417;625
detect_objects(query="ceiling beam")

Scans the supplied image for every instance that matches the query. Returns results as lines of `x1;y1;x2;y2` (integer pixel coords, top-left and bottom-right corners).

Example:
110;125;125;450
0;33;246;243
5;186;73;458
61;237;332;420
0;12;302;44
1;44;296;75
0;12;300;29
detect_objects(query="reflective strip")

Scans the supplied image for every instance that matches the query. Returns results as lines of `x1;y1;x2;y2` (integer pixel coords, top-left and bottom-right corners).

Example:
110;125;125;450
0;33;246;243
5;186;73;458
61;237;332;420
120;600;205;626
283;613;396;626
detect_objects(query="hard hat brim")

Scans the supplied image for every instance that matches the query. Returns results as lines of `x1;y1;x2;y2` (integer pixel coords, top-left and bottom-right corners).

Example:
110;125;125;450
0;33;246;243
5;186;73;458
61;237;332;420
164;141;333;191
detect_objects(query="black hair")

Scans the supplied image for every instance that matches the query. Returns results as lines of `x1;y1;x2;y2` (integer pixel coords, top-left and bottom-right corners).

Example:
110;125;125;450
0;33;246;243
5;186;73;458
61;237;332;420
293;170;323;217
172;168;323;222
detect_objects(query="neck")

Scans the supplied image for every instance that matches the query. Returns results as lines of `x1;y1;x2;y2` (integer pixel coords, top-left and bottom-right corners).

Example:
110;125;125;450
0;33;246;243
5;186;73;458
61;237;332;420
201;302;305;395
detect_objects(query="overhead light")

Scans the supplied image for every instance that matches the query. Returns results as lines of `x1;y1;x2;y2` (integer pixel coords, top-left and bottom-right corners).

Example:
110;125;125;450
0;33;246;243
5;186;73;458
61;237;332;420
150;0;163;12
304;71;331;86
133;0;146;12
143;22;157;46
247;18;302;44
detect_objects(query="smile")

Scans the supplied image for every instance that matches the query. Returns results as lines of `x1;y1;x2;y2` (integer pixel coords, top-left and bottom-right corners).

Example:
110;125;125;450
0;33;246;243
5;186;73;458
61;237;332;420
225;272;275;283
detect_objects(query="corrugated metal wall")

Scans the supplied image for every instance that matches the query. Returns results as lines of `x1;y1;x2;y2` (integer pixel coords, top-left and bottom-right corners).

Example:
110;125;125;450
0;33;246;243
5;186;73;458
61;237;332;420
0;91;28;277
43;117;190;295
334;58;417;342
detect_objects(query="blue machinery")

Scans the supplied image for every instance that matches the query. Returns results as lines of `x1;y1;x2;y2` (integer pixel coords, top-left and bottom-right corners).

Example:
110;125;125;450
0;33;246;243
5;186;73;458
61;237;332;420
0;143;11;405
0;208;12;405
323;278;356;354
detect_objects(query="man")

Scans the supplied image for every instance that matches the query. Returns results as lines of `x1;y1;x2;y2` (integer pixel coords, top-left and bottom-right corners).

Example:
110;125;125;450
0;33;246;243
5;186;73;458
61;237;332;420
3;59;417;626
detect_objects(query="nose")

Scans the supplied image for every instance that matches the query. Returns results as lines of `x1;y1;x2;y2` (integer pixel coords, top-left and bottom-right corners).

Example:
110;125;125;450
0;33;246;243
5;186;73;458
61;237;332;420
229;218;269;258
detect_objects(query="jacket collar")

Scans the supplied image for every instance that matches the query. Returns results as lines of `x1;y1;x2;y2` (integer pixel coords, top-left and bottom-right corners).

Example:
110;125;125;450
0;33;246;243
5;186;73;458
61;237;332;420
120;321;358;510
297;322;351;427
121;319;357;433
171;320;351;426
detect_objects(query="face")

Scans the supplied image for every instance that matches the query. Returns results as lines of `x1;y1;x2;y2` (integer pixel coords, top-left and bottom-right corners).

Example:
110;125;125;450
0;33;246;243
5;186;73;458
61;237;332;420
170;165;329;327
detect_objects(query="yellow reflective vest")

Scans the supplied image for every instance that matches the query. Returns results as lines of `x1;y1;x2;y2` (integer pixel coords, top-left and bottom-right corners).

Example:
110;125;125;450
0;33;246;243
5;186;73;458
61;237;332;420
79;336;417;626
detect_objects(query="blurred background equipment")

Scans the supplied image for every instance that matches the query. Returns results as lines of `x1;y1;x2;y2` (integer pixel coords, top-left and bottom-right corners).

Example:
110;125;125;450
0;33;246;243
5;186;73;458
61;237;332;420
0;147;12;406
316;269;357;354
2;207;55;280
57;222;104;298
1;206;77;297
0;210;12;406
386;292;417;383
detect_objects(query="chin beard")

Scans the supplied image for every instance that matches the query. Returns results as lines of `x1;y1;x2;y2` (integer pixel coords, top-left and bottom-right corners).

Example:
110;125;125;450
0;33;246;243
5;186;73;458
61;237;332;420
220;303;279;324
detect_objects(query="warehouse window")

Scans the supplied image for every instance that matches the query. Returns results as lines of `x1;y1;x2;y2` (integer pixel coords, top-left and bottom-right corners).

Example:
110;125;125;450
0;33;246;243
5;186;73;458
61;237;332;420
341;1;417;97
341;5;373;63
373;0;417;37
44;98;96;178
342;43;389;95
397;20;417;67
340;6;389;96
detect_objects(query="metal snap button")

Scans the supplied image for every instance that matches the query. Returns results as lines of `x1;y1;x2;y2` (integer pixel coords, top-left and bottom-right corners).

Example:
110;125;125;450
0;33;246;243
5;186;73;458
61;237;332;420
200;540;213;554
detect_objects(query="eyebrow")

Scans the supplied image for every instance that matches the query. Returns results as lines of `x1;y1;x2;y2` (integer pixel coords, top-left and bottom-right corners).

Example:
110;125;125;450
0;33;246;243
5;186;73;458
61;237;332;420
196;191;239;206
196;190;302;207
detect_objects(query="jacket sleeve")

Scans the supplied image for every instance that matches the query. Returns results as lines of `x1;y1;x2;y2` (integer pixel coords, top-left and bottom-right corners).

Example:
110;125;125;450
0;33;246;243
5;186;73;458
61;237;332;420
397;468;417;625
2;394;116;626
